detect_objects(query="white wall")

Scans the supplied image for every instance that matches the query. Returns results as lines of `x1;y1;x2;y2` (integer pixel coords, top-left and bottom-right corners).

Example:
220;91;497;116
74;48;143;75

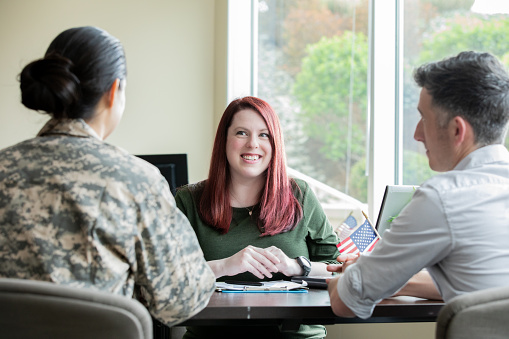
0;0;227;183
326;322;435;338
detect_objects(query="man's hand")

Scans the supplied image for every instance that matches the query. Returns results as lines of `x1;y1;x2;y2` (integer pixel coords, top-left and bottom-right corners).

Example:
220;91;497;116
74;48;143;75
327;253;360;274
324;253;360;318
326;275;356;317
394;270;443;300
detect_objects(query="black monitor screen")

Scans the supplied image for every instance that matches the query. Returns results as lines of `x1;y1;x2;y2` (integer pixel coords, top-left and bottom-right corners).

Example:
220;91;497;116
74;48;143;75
135;154;188;196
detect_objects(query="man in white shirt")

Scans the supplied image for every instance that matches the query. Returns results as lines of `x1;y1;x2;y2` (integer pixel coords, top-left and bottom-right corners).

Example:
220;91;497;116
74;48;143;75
327;51;509;319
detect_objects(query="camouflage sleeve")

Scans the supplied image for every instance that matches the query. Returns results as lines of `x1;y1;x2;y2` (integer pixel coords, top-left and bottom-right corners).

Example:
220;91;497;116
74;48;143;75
132;177;215;326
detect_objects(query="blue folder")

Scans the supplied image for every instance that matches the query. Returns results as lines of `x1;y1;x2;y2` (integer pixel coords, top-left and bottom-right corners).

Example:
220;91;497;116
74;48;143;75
220;289;308;293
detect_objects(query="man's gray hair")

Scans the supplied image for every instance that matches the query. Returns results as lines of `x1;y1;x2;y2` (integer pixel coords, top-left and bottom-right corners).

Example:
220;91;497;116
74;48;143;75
414;51;509;146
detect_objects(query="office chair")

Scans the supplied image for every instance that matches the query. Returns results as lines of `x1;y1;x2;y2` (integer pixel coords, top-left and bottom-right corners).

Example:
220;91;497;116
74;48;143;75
0;278;153;339
436;285;509;339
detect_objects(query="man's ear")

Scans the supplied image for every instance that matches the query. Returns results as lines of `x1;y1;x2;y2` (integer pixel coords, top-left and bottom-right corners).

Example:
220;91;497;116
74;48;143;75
107;78;121;108
450;116;472;147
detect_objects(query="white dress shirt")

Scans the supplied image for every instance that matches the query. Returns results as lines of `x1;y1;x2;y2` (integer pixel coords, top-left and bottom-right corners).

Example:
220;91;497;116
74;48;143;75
337;144;509;319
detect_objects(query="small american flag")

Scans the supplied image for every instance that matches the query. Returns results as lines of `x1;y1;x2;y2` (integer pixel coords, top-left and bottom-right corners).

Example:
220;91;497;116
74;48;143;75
337;219;380;255
343;215;357;229
336;214;358;240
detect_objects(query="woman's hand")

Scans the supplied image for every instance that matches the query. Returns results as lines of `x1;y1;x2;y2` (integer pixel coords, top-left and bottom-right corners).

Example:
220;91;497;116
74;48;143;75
208;245;281;279
265;246;302;277
326;253;360;274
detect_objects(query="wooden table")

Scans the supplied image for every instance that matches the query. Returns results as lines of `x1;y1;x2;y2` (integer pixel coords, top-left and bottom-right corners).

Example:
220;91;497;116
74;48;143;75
153;289;443;338
179;289;443;328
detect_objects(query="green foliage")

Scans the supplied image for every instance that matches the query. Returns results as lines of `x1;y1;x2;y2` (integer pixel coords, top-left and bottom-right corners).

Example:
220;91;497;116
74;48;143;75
348;157;368;202
419;16;509;63
427;0;474;12
286;5;509;200
347;150;436;203
402;150;436;185
293;32;368;163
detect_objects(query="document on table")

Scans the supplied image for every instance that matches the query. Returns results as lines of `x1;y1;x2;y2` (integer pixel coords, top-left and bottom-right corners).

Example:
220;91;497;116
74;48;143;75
215;280;308;293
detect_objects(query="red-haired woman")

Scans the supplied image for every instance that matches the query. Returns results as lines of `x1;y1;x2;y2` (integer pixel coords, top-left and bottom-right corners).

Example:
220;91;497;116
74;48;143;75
175;96;339;339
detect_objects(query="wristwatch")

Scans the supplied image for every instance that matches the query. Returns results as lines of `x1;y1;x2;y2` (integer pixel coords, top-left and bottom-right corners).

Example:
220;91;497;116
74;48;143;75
295;256;311;276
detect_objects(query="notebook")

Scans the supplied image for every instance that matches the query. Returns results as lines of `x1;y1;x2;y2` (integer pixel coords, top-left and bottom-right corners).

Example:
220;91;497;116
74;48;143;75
374;185;418;237
216;280;308;292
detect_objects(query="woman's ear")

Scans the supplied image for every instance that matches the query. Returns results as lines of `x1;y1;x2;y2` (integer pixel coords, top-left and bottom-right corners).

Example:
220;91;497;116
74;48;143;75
107;78;121;108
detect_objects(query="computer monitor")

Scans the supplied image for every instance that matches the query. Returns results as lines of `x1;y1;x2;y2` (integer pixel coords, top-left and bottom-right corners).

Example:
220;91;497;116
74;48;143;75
135;154;188;196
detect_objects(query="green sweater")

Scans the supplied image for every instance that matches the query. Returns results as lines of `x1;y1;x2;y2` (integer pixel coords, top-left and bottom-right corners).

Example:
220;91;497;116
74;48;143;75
175;178;339;339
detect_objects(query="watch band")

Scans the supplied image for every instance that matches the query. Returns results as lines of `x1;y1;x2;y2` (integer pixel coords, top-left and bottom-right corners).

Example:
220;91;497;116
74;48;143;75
296;256;311;276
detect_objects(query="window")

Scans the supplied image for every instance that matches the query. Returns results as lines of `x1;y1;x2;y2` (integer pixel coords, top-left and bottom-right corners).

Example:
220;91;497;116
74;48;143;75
227;0;509;224
256;0;370;226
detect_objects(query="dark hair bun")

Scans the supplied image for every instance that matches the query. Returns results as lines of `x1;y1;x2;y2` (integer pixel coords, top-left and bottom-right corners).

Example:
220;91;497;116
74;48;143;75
19;53;81;119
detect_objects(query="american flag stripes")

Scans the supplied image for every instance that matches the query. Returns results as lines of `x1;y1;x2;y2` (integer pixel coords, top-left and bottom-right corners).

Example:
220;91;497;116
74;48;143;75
337;219;380;255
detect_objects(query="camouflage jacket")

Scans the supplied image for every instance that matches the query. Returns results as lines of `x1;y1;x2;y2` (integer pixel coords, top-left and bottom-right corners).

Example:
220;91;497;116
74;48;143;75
0;119;215;326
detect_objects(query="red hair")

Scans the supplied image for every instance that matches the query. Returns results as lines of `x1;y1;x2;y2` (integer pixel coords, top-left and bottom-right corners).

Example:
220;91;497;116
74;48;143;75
199;96;303;236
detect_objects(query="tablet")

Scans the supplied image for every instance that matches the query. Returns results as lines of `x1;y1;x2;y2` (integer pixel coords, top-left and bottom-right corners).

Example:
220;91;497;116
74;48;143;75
375;185;418;236
291;276;329;289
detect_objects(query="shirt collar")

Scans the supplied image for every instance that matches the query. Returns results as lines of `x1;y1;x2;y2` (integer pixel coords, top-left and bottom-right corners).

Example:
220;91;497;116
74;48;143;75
37;118;102;140
454;144;509;171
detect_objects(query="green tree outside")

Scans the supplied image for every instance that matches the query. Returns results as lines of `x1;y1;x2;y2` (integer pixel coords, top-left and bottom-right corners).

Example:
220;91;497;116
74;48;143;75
419;16;509;64
416;15;509;150
349;150;435;202
293;32;368;197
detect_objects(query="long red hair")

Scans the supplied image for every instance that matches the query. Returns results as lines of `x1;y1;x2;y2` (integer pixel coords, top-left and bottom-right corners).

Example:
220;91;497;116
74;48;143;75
199;96;303;236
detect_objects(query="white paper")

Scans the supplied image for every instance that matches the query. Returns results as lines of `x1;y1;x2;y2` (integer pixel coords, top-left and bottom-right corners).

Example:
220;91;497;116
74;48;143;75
216;280;308;291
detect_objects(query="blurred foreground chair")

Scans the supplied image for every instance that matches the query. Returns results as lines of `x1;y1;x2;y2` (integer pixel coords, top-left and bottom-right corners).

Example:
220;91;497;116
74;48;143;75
0;278;153;339
436;285;509;339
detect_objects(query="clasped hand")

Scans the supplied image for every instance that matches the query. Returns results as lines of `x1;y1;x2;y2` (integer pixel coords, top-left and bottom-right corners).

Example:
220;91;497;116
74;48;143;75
220;245;301;279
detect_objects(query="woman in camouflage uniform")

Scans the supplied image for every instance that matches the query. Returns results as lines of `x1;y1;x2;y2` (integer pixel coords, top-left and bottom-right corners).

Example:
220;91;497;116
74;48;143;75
0;26;215;327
